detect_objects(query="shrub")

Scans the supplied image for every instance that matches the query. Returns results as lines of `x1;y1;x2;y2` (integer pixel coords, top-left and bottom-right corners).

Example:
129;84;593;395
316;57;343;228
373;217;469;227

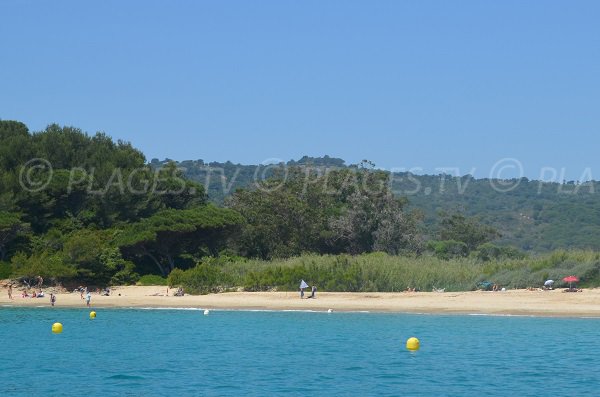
109;262;139;286
474;243;526;261
427;240;468;259
167;261;232;294
138;274;168;286
0;261;12;279
168;250;600;294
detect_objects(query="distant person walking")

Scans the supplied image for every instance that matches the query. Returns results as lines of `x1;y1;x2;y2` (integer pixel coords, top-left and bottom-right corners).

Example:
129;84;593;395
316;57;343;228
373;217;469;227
7;284;13;300
86;291;91;307
308;285;317;299
50;293;56;306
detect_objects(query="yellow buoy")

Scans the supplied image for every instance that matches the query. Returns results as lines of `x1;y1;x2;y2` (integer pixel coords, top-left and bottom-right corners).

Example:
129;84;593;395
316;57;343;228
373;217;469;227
90;311;96;319
52;322;63;334
406;337;420;351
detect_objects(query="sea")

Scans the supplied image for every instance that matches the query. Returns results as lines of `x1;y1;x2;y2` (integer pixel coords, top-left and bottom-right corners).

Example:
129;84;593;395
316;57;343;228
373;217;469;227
0;307;598;396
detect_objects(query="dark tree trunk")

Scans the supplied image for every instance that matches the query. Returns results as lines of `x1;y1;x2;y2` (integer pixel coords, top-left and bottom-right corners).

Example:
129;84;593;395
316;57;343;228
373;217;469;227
142;247;167;277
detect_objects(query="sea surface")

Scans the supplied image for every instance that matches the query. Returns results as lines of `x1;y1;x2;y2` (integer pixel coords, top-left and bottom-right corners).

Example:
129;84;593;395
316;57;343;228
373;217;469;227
0;307;598;396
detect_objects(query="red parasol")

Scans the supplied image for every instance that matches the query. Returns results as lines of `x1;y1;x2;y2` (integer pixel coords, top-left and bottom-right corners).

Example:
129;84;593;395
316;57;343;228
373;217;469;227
563;275;579;289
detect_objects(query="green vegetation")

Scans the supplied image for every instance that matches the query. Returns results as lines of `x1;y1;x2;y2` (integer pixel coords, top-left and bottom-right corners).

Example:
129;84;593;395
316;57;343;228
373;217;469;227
167;251;600;293
227;163;422;259
164;158;600;252
0;120;242;286
137;274;168;286
3;119;600;293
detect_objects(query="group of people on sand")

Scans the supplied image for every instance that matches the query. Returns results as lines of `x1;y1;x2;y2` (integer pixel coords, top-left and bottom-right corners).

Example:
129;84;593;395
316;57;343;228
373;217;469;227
75;286;92;307
21;289;45;298
5;281;57;306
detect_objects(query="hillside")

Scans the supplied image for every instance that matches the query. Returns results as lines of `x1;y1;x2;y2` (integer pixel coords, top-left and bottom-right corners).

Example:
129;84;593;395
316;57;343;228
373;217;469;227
152;158;600;252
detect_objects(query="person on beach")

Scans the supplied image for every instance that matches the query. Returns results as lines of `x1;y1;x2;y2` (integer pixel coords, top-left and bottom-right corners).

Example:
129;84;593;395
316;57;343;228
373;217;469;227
7;284;13;300
299;280;309;299
50;293;56;306
86;291;91;307
308;285;317;299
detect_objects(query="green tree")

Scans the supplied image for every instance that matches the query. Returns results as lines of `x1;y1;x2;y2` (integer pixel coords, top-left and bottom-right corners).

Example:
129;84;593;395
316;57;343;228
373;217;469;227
116;206;243;276
0;212;30;261
438;212;500;252
230;165;423;258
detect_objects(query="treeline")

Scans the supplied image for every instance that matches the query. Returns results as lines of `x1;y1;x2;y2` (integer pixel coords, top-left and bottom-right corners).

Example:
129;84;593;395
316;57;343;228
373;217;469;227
156;157;600;252
0;121;241;285
1;120;598;293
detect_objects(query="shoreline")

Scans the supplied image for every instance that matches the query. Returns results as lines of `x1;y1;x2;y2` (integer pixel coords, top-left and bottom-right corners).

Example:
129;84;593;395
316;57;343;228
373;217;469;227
2;286;600;317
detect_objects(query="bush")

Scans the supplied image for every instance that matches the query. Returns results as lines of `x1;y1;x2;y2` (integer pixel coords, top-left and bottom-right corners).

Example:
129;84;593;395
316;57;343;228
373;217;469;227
138;274;168;286
171;250;600;294
427;240;468;260
110;261;139;286
11;252;77;281
474;243;526;261
167;261;232;294
0;261;12;279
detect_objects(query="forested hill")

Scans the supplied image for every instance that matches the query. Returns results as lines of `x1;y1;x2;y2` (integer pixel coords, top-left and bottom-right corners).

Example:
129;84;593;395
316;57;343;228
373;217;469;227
152;158;600;252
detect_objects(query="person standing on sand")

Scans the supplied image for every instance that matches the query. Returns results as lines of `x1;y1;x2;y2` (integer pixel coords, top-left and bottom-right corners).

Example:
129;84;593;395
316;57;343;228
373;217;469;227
8;284;13;300
86;291;91;307
50;293;56;306
299;280;309;299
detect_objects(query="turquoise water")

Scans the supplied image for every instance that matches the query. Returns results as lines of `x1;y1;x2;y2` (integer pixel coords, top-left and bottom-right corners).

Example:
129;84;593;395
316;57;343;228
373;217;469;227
0;308;599;396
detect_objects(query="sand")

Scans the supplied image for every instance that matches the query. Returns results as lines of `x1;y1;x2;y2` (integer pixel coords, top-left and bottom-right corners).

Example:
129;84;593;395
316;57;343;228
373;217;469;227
2;285;600;317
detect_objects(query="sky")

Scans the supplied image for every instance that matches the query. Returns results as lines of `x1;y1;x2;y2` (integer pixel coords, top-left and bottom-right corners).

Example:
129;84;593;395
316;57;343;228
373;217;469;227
1;0;599;180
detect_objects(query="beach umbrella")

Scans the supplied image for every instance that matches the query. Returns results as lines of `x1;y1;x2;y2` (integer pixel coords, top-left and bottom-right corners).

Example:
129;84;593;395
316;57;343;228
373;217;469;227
299;280;309;289
562;275;579;289
544;280;554;287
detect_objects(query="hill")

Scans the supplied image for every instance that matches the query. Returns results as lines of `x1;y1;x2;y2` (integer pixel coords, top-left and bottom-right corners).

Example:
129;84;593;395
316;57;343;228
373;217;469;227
152;158;600;252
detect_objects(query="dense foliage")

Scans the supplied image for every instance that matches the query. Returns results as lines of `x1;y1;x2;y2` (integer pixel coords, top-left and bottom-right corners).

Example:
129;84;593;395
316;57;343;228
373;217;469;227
168;251;600;294
0;120;241;285
3;119;600;294
161;158;600;252
227;164;423;259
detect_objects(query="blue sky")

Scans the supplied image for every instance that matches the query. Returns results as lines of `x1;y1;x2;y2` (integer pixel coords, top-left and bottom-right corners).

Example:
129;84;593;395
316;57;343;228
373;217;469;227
1;1;599;180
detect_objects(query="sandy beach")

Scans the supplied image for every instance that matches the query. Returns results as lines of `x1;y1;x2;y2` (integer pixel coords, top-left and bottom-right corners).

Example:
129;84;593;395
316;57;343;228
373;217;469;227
2;285;600;317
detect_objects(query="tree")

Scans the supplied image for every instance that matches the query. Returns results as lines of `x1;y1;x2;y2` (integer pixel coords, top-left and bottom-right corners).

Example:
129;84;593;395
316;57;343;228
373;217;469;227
0;212;30;261
438;212;500;252
116;205;243;276
230;165;424;258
